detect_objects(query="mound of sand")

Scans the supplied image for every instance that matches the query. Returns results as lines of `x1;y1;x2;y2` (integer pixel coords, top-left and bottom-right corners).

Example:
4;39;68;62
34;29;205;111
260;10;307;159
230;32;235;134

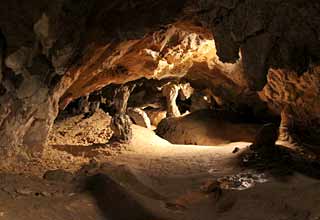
47;110;113;146
156;110;262;146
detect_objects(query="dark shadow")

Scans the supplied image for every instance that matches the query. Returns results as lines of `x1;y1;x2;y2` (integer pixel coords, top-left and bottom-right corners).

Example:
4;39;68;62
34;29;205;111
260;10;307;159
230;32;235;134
237;144;320;181
85;173;159;220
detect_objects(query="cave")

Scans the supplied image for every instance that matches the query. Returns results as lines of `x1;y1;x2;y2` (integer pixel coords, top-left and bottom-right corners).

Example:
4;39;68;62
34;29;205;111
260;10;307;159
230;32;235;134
0;0;320;219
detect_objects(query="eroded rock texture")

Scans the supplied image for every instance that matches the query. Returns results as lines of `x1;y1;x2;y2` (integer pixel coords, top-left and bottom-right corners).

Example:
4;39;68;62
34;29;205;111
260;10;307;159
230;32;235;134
198;0;320;91
0;0;189;154
127;108;151;129
0;0;93;154
110;85;133;143
59;22;215;109
0;0;320;154
261;67;320;143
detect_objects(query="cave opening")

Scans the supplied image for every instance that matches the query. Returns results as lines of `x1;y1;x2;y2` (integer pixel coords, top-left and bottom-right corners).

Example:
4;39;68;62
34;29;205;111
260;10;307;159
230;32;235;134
1;0;320;219
54;75;279;148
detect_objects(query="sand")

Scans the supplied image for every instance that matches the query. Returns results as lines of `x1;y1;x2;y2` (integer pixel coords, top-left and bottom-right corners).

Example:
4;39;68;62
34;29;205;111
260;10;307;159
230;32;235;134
0;111;318;220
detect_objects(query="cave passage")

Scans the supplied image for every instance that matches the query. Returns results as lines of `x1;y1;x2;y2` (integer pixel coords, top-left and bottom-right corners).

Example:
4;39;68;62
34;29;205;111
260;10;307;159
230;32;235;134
1;0;320;219
47;77;320;220
56;76;274;147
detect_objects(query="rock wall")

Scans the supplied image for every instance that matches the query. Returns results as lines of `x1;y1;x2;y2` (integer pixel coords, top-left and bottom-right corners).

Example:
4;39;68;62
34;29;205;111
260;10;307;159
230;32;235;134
262;67;320;130
59;22;214;109
0;0;189;154
0;0;320;154
198;0;320;90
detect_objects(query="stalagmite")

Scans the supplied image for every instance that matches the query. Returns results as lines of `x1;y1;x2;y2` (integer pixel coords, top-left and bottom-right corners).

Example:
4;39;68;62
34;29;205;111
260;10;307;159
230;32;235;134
278;106;300;146
110;85;133;143
162;83;181;118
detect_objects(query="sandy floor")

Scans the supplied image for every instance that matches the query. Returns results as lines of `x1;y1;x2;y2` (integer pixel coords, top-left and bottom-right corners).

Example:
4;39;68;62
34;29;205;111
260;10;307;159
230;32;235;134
0;111;319;220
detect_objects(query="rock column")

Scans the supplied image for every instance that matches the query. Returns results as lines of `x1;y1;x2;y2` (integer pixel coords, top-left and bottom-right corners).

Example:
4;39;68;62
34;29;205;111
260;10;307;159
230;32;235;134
278;106;300;146
162;83;181;118
110;85;133;143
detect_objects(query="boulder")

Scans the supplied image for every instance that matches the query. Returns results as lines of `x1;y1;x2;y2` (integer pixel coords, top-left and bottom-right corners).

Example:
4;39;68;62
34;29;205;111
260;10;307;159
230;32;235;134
156;110;261;146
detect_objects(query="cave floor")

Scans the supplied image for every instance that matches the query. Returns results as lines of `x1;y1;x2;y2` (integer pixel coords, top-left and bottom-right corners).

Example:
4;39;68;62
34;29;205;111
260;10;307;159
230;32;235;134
0;111;319;220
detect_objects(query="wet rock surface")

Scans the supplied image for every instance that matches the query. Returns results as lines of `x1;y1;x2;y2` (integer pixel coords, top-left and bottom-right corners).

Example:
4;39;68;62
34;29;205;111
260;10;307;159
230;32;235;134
201;171;269;192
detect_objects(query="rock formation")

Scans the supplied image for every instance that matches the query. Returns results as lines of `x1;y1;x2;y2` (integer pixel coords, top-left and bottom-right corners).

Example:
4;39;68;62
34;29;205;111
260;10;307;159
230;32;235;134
110;85;133;143
127;107;151;129
0;0;319;155
198;0;320;91
156;110;261;146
